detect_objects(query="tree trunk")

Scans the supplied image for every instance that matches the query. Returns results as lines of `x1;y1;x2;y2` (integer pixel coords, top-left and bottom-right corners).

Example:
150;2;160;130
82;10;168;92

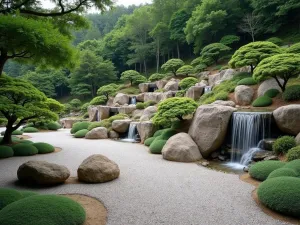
156;40;160;73
144;60;147;74
1;119;16;144
139;63;142;73
250;64;254;74
273;76;285;92
177;42;180;59
0;55;8;76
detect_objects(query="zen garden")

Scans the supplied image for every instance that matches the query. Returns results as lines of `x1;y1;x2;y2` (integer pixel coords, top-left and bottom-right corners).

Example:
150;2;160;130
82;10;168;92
1;1;300;225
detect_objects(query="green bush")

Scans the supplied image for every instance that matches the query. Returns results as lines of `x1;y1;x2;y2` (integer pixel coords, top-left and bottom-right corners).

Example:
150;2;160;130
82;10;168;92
149;140;167;154
17;140;34;144
266;37;283;46
0;146;14;158
283;85;300;101
90;96;106;105
214;91;228;101
74;129;89;138
19;191;38;198
12;144;38;156
136;102;145;109
144;137;156;146
160;129;177;140
175;90;185;97
194;64;207;73
71;122;91;134
0;188;23;210
237;77;257;85
63;103;72;114
252;96;273;107
32;142;55;154
264;89;280;98
46;121;61;131
108;114;128;123
286;146;300;162
69;98;82;109
144;101;156;108
22;127;39;133
273;136;296;155
80;103;90;112
257;177;300;218
267;168;298;179
88;120;111;130
1;130;23;136
153;129;166;137
284;159;300;175
249;161;286;181
149;73;165;82
179;77;198;90
0;195;86;225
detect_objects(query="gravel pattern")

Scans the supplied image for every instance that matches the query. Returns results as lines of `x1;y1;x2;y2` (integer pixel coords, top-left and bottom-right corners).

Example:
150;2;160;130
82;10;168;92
0;129;289;225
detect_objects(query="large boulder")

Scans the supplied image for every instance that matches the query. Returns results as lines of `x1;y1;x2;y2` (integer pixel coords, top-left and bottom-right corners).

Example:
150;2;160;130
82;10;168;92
162;133;202;162
139;83;149;93
85;127;108;139
88;106;98;122
77;155;120;183
17;161;70;185
188;105;236;158
237;66;251;73
197;80;208;86
118;105;136;114
144;92;163;103
137;121;157;143
185;86;204;100
220;69;236;81
234;85;254;106
109;130;119;139
198;71;210;80
113;93;129;105
132;109;144;120
140;106;157;121
273;105;300;135
106;97;114;106
164;79;179;91
97;106;110;120
257;78;284;97
162;91;175;100
296;133;300;146
112;120;131;133
156;80;168;89
60;119;80;129
136;93;145;102
211;100;236;107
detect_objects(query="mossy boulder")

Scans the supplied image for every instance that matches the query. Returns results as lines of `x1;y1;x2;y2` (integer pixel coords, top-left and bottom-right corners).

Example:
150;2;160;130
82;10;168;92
144;137;156;146
0;188;23;210
71;122;91;134
149;140;167;154
32;143;55;154
12;144;38;156
22;127;39;133
267;168;298;179
74;129;89;138
0;146;14;158
249;161;286;181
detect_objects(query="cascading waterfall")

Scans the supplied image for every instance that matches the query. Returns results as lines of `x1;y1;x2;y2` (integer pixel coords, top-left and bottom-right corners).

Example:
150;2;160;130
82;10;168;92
230;112;272;166
130;96;137;105
122;123;138;142
204;86;212;94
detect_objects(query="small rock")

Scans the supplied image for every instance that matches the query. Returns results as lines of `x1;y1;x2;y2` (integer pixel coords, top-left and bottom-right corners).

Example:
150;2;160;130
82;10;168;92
211;152;220;159
218;155;226;161
264;156;279;161
201;161;210;167
252;150;275;162
243;166;249;172
85;127;108;139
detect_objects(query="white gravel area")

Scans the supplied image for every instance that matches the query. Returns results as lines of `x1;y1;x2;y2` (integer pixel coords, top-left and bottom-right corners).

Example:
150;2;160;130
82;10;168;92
0;129;290;225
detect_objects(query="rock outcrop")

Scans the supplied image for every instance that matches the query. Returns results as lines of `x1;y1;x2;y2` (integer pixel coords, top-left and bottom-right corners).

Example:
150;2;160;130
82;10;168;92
211;100;236;107
257;78;284;96
118;105;136;114
88;106;98;121
137;121;157;143
112;120;131;133
273;105;300;135
109;130;119;139
113;93;129;105
234;85;254;106
85;127;108;139
97;106;110;120
144;92;163;103
140;106;157;121
139;83;149;93
185;86;204;100
156;80;168;89
164;79;179;91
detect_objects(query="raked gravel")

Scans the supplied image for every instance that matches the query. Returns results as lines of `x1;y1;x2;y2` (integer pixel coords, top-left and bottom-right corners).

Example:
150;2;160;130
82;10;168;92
0;128;289;225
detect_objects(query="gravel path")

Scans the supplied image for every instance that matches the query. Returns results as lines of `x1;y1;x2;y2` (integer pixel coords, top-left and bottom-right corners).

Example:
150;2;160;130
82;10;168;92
0;129;289;225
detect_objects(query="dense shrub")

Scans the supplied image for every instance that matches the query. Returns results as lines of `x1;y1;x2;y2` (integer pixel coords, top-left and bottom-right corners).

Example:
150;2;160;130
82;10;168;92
264;89;280;98
194;64;207;73
17;140;34;144
266;37;283;46
282;85;300;101
267;168;298;179
63;103;72;114
160;129;177;140
80;103;90;112
175;90;185;97
136;102;145;109
214;91;228;101
88;120;111;130
0;146;14;158
0;188;23;210
149;73;165;82
1;130;23;136
273;136;296;155
252;96;273;107
0;195;86;225
153;129;167;137
32;143;55;154
19;191;38;198
179;77;198;90
284;159;300;174
144;137;156;146
22;127;39;133
144;101;156;108
257;177;300;218
90;96;106;105
46;121;61;131
71;122;91;134
149;140;167;154
74;129;89;138
12;144;38;156
249;161;286;181
286;146;300;162
69;99;82;109
237;77;257;85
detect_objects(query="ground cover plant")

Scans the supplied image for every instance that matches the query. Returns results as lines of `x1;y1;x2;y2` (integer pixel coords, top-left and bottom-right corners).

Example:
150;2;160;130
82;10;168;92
0;146;14;158
71;122;91;134
267;168;298;179
252;96;272;107
32;143;55;154
286;146;300;162
12;144;38;156
74;129;89;138
273;136;296;155
249;161;286;181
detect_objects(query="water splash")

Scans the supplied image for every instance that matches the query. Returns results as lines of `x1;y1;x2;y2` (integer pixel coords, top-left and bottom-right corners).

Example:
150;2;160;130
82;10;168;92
204;86;212;94
122;123;138;142
130;97;137;105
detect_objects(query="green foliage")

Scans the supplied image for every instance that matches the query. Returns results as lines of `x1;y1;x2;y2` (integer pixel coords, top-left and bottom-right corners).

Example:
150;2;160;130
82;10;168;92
90;96;106;105
19;191;38;198
71;122;91;134
283;85;300;101
0;188;23;210
214;91;228;101
63;103;72;114
267;168;298;179
74;129;89;138
0;195;86;225
144;101;156;108
144;137;156;146
249;161;286;181
220;35;240;46
286;147;300;162
176;65;194;76
200;43;231;64
153;97;198;127
108;114;128;123
273;136;296;155
160;129;177;140
179;77;198;90
175;90;186;97
0;146;14;158
169;9;190;44
161;59;185;76
88;120;111;130
1;130;23;136
46;122;61;131
266;37;283;46
264;89;280;98
32;143;55;154
149;73;165;82
191;56;214;67
149;140;167;154
286;43;300;54
69;99;82;109
17;140;34;145
194;64;208;73
257;177;300;218
22;127;39;133
237;78;257;85
284;159;300;174
136;102;145;109
120;70;142;86
80;103;90;113
97;83;119;100
117;86;140;95
12;144;38;156
252;96;273;107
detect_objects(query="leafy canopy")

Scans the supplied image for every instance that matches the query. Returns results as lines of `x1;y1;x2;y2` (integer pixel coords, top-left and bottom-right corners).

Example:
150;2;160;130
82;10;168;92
149;73;166;82
97;83;119;100
120;70;146;85
179;77;199;90
220;35;240;46
200;43;231;64
286;43;300;54
161;59;185;76
176;65;194;76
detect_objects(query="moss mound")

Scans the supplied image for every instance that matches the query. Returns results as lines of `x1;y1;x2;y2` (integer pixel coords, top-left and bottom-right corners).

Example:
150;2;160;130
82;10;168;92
252;96;272;107
153;129;166;137
144;137;156;146
0;146;14;158
17;140;34;144
22;127;39;133
284;159;300;175
237;77;257;85
71;122;91;134
0;195;86;225
0;188;23;210
160;129;177;140
273;136;296;155
46;122;61;131
267;168;298;179
257;177;300;218
249;161;286;181
32;142;55;154
149;140;167;154
12;144;38;156
1;130;24;136
19;191;38;198
74;129;89;138
286;146;300;162
264;89;280;98
283;85;300;101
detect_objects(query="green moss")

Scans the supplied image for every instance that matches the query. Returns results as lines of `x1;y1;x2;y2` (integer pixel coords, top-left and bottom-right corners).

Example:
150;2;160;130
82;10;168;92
88;120;111;130
0;146;14;158
144;101;156;108
264;89;280;98
273;136;296;155
22;127;39;133
267;168;298;179
153;129;166;137
136;102;145;109
74;129;89;138
257;177;300;218
1;130;24;136
12;144;38;156
32;142;55;154
144;137;156;146
237;77;257;85
17;140;34;144
71;122;91;134
46;121;61;131
90;96;106;105
108;114;128;123
252;96;272;107
149;140;167;154
160;129;177;140
0;195;86;225
175;90;185;97
284;159;300;175
249;161;286;181
117;86;140;95
214;91;228;101
286;147;300;162
283;85;300;101
19;191;38;198
0;188;23;210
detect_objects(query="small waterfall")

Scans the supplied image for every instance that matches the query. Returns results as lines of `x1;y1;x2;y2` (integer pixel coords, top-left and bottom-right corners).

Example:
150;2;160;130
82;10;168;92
130;97;137;105
122;123;138;142
204;86;212;93
230;112;272;166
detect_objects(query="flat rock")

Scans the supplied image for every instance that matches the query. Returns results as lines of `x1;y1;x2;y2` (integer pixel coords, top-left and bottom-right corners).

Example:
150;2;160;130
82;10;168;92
164;79;179;91
185;86;204;100
140;106;157;121
144;92;163;103
85;127;108;139
211;100;236;107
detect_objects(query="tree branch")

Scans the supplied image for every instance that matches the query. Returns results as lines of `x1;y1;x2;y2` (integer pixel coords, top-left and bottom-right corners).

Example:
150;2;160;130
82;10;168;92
13;115;37;130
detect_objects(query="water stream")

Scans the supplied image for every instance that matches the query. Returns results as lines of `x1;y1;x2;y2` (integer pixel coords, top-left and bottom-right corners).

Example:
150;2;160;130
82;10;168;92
204;86;212;94
122;123;138;142
130;96;137;105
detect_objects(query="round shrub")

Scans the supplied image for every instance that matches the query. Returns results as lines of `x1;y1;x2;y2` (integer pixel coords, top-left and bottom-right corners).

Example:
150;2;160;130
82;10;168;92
175;90;185;97
249;161;286;181
74;129;89;138
149;73;165;82
0;188;23;210
149;140;167;154
179;77;198;90
160;129;177;140
257;177;300;218
17;140;34;144
19;191;38;198
153;129;166;137
88;120;110;130
237;77;257;85
283;85;300;101
284;159;300;175
214;91;228;101
71;122;91;134
12;144;38;156
264;89;280;98
0;146;14;158
286;146;300;162
2;130;24;136
144;137;156;146
266;37;283;46
69;98;82;109
22;127;39;133
32;142;55;154
267;168;298;179
136;102;145;110
252;96;272;107
273;136;296;155
0;195;86;225
46;121;61;131
90;96;106;105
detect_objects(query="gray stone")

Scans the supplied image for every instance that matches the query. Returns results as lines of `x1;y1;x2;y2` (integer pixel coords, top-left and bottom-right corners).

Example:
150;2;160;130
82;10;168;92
296;133;300;146
258;139;276;151
164;79;179;91
273;105;300;135
97;106;110;120
156;80;168;89
60;119;80;129
257;78;284;97
198;71;210;80
162;91;175;100
113;93;129;105
88;106;98;122
201;161;210;167
139;83;149;93
17;161;70;185
264;156;279;161
109;130;119;139
144;92;163;103
185;86;204;100
137;121;157;143
85;127;108;139
197;80;208;86
220;69;236;82
234;85;254;106
132;109;144;119
252;150;276;162
106;97;114;106
118;105;136;114
112;120;131;133
211;100;236;107
208;73;221;86
238;66;251;73
140;106;157;121
136;93;145;102
77;154;120;183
